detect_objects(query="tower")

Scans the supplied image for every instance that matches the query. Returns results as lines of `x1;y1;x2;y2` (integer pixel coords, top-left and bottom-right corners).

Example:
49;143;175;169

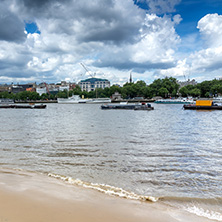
129;72;132;83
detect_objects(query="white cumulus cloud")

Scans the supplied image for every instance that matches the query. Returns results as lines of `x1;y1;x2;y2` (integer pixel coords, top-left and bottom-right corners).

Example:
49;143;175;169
186;13;222;80
197;13;222;48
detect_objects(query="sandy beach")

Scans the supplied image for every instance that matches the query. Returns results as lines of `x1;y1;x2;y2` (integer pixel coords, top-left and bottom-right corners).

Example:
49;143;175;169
0;168;212;222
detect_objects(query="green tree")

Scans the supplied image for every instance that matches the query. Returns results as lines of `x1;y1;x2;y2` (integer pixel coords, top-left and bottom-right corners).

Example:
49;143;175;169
179;86;189;97
29;92;40;100
71;85;82;95
148;77;179;98
197;81;212;97
210;84;222;96
0;91;14;99
122;83;137;98
159;87;169;98
57;90;69;98
40;93;49;100
190;88;201;97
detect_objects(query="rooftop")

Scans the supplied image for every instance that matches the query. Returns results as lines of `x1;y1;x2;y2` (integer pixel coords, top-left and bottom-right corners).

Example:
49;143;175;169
79;78;109;83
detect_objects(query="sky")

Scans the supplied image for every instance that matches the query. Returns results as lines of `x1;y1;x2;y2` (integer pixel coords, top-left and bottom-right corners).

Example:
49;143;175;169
1;0;222;85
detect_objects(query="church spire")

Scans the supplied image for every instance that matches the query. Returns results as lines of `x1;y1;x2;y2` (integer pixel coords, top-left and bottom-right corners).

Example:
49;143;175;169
129;72;132;83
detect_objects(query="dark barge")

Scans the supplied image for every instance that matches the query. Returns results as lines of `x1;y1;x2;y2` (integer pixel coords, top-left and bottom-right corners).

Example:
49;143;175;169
0;104;47;109
101;102;154;110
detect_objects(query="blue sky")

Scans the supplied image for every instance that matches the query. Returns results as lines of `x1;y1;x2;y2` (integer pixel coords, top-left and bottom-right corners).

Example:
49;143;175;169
1;0;222;85
175;0;222;35
25;22;40;34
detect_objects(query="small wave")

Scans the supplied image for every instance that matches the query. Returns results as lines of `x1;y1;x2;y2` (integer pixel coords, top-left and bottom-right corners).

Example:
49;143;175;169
184;205;222;221
48;173;158;202
160;196;222;221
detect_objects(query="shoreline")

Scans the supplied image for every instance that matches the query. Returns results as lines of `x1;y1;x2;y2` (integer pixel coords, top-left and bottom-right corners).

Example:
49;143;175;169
0;168;212;222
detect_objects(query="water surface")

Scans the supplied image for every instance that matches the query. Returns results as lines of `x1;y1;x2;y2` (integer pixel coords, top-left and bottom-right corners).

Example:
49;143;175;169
0;103;221;220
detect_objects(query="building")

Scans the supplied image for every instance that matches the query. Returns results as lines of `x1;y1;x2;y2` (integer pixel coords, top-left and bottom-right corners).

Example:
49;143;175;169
48;84;59;95
11;83;36;94
0;84;10;92
36;87;47;96
57;81;77;92
78;78;110;92
59;85;69;91
129;72;132;83
112;92;122;101
178;79;197;88
11;85;25;94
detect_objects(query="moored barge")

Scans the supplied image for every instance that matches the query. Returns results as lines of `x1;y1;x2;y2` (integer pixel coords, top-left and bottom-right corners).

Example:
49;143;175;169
101;102;154;110
183;100;222;110
0;104;47;109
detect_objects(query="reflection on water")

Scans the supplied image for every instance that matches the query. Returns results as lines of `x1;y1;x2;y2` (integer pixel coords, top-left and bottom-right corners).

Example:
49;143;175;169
0;103;222;202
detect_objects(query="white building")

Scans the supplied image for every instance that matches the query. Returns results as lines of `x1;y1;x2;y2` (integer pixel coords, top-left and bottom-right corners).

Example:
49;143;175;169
36;87;47;96
78;78;110;92
59;85;70;91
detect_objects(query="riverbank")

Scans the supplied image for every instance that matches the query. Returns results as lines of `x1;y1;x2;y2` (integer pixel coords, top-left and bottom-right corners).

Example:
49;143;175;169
0;169;212;222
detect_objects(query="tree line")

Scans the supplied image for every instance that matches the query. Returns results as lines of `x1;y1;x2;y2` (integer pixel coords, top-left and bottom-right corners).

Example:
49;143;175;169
1;77;222;101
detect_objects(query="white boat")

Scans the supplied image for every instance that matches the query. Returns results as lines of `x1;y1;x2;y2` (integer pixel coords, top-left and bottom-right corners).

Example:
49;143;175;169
57;95;93;104
57;95;111;104
90;98;111;103
154;97;194;104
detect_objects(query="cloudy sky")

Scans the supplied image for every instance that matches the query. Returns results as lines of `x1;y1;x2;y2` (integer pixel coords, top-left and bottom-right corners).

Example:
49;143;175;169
1;0;222;85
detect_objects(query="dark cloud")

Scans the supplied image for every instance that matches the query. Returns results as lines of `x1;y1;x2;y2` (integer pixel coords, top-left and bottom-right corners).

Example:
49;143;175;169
0;5;26;42
94;59;175;73
0;55;30;72
73;1;144;44
15;0;144;44
21;0;50;8
79;22;140;44
18;0;71;10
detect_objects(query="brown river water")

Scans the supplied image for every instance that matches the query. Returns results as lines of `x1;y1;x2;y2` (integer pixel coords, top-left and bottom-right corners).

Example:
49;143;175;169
0;103;222;220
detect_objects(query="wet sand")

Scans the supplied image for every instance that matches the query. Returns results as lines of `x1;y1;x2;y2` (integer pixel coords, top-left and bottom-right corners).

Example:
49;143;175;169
0;169;211;222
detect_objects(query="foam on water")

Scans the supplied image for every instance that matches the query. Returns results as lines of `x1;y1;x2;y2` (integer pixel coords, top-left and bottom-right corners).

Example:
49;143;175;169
184;205;222;221
48;172;222;221
48;173;158;202
160;196;222;221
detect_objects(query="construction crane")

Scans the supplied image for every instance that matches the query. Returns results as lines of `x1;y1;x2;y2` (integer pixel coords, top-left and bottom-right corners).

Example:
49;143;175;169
80;63;96;78
44;82;50;94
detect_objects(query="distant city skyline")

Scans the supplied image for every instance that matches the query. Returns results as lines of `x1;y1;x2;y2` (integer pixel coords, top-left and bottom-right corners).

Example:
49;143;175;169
0;0;222;85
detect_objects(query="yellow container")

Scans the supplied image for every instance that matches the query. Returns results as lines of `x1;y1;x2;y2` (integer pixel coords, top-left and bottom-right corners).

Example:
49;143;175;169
196;100;212;106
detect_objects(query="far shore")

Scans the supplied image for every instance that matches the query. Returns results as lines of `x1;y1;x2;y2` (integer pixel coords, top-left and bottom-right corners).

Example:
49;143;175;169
14;98;155;104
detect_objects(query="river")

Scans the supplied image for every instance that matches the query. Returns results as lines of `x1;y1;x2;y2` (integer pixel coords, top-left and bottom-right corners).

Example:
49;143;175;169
0;103;221;220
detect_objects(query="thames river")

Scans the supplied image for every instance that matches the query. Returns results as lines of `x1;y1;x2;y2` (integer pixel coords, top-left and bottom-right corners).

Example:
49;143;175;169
0;103;221;220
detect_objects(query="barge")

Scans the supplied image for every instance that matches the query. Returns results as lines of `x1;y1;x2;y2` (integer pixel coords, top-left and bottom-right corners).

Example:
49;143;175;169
183;100;222;110
0;104;47;109
101;102;154;110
